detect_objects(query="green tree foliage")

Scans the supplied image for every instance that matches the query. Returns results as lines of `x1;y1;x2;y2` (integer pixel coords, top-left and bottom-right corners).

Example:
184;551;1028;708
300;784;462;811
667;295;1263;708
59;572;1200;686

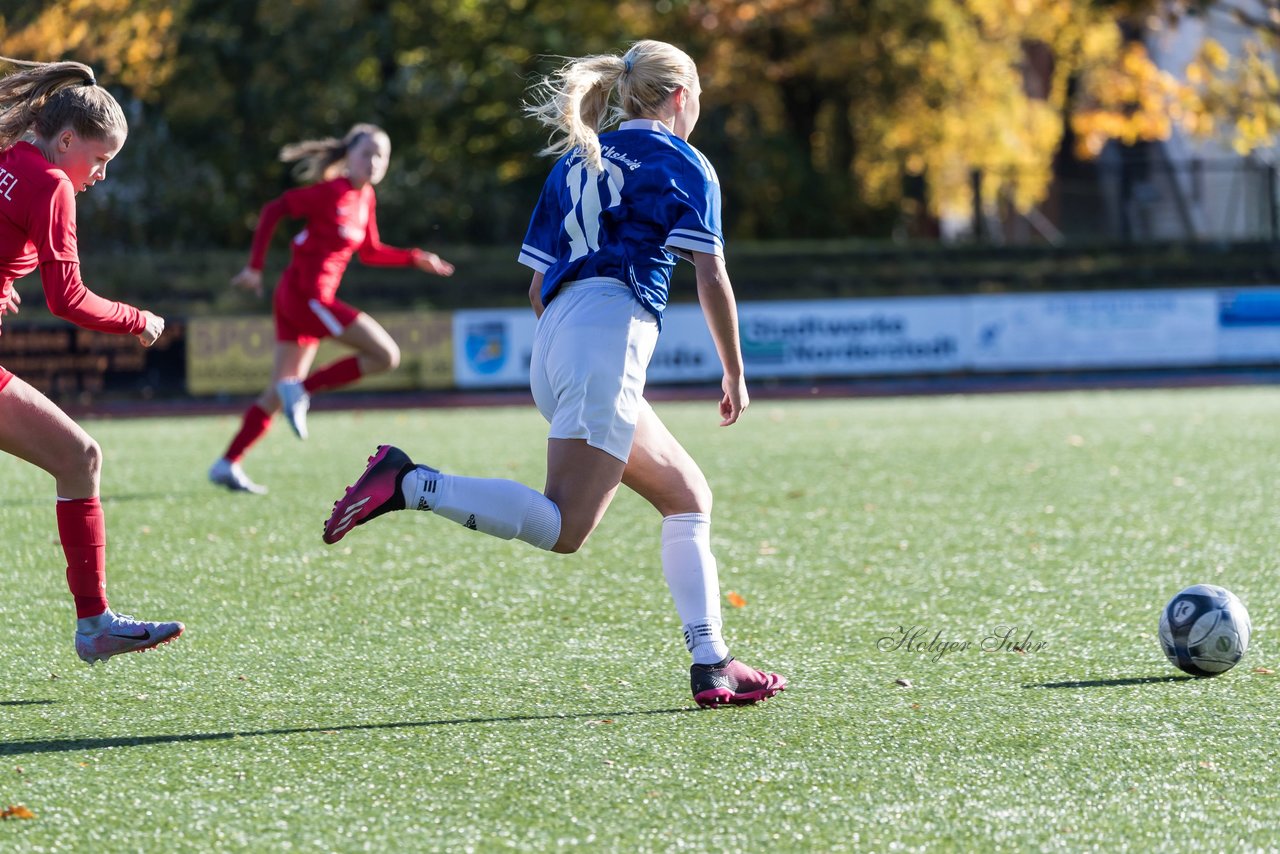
2;0;1269;249
134;0;642;249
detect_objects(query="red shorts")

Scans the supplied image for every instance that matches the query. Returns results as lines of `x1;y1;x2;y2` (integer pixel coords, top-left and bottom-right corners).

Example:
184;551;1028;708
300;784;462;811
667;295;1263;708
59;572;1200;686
273;282;361;345
0;364;12;394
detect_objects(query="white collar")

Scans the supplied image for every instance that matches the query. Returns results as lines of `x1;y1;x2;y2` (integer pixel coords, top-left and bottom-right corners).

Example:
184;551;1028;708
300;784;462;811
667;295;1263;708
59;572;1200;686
617;118;675;136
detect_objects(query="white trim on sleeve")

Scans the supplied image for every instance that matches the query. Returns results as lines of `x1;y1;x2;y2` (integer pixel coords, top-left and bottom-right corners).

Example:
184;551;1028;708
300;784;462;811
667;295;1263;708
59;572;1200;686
518;244;555;272
665;229;723;258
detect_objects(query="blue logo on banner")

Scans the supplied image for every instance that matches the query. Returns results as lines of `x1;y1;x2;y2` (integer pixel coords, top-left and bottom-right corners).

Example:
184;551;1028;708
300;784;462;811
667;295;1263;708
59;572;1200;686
1220;290;1280;327
740;330;786;365
465;322;507;374
979;322;1002;348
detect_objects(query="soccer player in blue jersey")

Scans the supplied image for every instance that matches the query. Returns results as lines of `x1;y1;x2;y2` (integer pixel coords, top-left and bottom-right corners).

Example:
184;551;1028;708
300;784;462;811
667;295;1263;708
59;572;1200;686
323;40;785;708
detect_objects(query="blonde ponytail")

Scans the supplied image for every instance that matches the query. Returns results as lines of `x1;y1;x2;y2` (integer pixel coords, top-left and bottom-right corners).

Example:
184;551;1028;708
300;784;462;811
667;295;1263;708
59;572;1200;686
525;54;624;173
526;40;699;173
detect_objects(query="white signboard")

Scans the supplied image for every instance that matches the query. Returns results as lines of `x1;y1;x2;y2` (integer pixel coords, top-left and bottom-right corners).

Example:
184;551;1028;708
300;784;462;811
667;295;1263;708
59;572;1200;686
737;298;970;377
454;287;1280;389
969;290;1219;370
452;309;536;388
647;305;720;383
454;298;972;387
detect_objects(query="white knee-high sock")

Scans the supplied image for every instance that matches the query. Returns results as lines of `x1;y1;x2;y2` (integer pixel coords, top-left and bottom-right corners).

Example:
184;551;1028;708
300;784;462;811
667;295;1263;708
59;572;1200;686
401;466;561;550
661;512;729;665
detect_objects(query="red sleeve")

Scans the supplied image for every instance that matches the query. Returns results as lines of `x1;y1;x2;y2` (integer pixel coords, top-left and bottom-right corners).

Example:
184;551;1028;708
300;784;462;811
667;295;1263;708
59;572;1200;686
32;178;80;264
356;193;418;267
247;196;289;271
280;181;332;219
40;261;145;335
247;183;336;270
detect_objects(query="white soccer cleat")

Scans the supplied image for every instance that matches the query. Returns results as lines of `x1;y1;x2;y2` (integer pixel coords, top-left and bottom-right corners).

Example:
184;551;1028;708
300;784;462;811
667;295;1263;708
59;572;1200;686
276;378;311;440
208;458;268;495
75;611;184;665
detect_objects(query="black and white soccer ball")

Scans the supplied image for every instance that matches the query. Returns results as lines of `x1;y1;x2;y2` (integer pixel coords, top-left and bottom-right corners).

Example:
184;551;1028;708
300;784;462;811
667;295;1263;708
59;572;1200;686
1158;584;1251;677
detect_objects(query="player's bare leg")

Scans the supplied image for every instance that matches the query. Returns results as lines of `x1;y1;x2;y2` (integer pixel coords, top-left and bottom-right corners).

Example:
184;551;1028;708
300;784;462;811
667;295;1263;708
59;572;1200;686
0;377;183;663
0;374;99;499
335;312;400;377
542;438;626;553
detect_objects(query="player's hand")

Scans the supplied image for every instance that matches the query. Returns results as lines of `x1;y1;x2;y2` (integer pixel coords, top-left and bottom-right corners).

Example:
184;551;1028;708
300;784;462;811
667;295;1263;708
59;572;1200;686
719;373;748;426
231;266;264;297
0;288;20;323
413;250;455;277
0;287;15;333
137;310;165;347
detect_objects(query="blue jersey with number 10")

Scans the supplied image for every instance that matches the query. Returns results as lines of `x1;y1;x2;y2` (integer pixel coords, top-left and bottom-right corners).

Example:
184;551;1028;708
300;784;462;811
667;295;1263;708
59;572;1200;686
518;119;724;326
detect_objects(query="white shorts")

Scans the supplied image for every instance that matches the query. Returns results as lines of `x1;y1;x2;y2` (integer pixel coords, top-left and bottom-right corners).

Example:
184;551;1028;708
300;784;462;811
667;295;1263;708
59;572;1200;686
530;278;659;463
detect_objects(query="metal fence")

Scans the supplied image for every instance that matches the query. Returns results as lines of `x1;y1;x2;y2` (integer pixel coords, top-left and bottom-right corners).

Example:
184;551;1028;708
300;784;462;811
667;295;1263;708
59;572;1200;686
971;152;1279;245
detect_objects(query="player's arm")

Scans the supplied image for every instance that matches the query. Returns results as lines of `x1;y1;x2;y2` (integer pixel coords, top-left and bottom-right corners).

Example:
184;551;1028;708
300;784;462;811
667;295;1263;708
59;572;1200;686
40;260;162;346
232;195;292;297
517;167;560;319
528;272;545;318
31;180;161;345
357;197;454;275
692;250;747;426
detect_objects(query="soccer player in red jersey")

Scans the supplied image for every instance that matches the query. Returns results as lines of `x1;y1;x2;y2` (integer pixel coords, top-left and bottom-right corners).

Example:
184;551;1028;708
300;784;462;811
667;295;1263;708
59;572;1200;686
209;123;454;494
0;56;183;664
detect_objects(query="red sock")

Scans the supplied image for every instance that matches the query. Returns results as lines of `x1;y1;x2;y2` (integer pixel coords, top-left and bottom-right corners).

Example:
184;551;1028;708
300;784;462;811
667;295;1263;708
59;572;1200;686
303;356;362;394
224;403;273;462
57;497;109;619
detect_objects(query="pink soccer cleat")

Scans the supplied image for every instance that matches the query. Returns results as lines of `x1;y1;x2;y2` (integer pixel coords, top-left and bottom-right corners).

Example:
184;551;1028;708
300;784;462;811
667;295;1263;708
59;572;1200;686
323;445;414;544
690;656;787;708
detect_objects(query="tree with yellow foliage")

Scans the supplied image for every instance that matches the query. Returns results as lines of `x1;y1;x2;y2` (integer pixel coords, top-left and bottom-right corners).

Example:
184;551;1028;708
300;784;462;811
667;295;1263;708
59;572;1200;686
0;0;1271;243
632;0;1212;228
1178;1;1280;154
0;0;183;97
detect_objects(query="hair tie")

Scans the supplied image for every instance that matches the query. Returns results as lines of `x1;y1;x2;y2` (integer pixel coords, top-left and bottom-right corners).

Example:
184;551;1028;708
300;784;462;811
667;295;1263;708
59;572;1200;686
623;57;633;74
83;77;97;87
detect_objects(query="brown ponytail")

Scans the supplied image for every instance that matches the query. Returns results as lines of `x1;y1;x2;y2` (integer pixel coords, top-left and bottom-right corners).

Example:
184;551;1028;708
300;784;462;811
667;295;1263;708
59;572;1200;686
279;122;387;183
0;56;125;150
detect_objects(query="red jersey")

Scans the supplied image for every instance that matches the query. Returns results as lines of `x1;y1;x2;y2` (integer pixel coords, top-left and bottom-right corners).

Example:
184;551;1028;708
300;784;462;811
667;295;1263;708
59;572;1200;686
0;141;144;335
248;176;418;302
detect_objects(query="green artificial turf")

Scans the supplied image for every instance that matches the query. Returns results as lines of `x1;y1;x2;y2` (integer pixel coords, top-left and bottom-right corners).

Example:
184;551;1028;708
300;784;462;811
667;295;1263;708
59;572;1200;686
1;388;1277;851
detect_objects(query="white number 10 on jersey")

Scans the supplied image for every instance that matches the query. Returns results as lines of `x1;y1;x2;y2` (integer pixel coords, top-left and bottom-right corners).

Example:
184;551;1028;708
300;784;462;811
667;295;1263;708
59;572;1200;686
563;159;626;261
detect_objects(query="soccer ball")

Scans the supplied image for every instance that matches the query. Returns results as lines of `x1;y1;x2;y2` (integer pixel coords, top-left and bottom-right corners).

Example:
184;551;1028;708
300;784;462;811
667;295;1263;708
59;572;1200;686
1157;584;1251;677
